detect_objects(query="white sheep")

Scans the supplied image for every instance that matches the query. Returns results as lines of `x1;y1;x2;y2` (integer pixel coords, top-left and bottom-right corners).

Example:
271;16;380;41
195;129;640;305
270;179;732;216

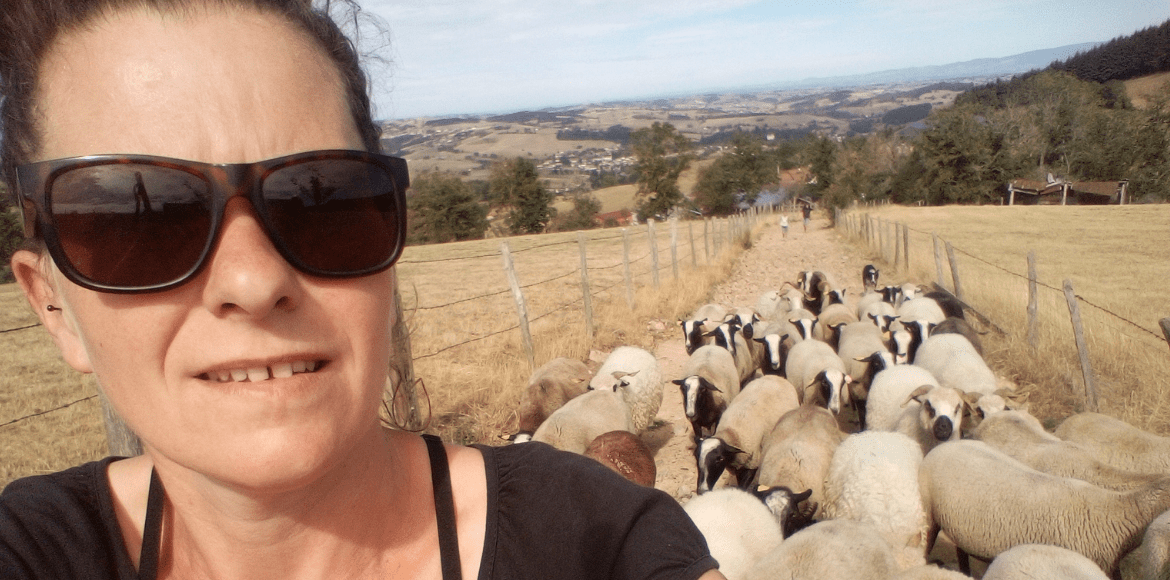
891;564;973;579
514;357;592;438
755;290;785;322
755;406;846;521
696;375;801;493
583;430;656;487
784;338;851;416
684;488;783;580
812;302;858;348
972;410;1163;491
897;296;947;326
982;544;1110;580
866;365;966;455
531;388;635;454
741;519;898;580
920;439;1170;577
674;345;742;442
1055;412;1170;474
1119;508;1170;580
682;303;728;354
821;431;931;571
931;317;984;357
913;333;998;395
588;346;663;433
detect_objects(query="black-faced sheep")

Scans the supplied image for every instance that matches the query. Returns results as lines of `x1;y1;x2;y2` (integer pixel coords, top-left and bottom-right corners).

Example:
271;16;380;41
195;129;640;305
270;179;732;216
920;440;1170;577
583;430;656;487
751;319;800;378
754;406;846;520
674;345;742;442
897;296;947;326
696;375;801;493
587;346;663;433
514;357;592;439
681;303;728;354
785;339;852;416
836;321;893;429
812;302;858;349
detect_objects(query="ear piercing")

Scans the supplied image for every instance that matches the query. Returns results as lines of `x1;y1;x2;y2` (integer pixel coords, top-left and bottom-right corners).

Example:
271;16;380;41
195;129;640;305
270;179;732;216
46;305;61;312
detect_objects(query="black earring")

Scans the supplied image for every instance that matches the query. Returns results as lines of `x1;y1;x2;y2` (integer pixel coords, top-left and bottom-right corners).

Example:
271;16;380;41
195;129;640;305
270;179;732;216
46;305;61;312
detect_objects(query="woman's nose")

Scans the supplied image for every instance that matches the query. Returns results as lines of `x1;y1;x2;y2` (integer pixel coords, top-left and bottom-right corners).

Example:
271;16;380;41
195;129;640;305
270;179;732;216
200;197;301;318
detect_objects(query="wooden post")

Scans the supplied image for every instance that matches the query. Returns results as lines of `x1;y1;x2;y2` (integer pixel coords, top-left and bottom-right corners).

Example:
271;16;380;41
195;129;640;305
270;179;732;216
901;223;910;271
670;218;679;280
578;233;594;339
877;218;884;259
98;395;142;457
1063;280;1098;412
1027;251;1039;349
648;219;660;289
945;241;964;302
389;279;421;430
1161;318;1170;355
688;221;697;267
1061;183;1069;206
703;218;711;263
933;233;946;289
622;228;634;309
711;218;719;256
894;222;902;270
500;241;535;372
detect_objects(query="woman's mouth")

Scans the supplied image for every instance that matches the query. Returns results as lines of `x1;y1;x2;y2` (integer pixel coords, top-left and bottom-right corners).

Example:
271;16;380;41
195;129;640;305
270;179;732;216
198;360;326;383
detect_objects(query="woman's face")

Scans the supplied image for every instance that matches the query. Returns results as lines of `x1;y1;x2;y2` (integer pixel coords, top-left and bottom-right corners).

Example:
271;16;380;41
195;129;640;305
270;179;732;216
28;6;395;489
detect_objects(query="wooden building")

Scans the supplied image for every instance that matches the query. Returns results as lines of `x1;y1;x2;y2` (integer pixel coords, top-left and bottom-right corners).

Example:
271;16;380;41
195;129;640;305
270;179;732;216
1006;179;1129;205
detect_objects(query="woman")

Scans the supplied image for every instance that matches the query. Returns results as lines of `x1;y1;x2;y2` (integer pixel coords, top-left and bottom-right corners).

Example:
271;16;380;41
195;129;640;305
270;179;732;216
0;1;722;578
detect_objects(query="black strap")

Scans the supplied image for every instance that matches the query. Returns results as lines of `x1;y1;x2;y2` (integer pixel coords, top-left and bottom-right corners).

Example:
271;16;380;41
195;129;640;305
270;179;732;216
138;468;165;580
424;434;463;580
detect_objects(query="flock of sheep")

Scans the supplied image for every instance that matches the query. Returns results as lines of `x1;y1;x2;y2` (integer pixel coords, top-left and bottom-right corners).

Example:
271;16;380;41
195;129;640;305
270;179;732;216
506;265;1170;580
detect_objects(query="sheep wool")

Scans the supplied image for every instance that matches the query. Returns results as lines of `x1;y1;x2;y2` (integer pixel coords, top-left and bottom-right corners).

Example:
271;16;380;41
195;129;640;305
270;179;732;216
742;519;897;580
515;357;592;435
684;488;783;580
1119;508;1170;580
755;406;846;519
982;544;1110;580
1056;412;1170;474
588;346;663;433
531;388;634;454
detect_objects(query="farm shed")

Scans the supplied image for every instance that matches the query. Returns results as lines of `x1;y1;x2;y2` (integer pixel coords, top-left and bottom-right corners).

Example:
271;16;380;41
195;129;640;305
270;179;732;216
1006;178;1130;205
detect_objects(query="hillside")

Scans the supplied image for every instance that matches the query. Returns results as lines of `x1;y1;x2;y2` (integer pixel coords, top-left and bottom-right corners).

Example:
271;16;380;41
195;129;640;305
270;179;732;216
1125;71;1170;108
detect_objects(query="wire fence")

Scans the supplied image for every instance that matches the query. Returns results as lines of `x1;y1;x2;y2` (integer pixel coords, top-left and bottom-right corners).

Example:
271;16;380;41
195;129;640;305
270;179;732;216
1;211;763;431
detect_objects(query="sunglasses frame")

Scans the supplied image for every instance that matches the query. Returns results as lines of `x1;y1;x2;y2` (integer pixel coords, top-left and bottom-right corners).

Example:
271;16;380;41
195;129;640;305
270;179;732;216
16;149;410;294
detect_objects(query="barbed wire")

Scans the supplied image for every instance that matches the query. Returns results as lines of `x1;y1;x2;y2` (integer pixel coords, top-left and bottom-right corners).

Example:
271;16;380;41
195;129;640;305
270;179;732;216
0;323;40;334
0;394;98;429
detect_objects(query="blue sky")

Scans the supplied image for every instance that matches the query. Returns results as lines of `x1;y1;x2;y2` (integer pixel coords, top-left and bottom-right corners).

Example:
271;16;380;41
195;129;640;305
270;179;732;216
360;0;1170;120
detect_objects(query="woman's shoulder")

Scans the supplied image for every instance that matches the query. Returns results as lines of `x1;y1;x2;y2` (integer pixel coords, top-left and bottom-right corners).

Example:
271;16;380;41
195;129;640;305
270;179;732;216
1;457;135;579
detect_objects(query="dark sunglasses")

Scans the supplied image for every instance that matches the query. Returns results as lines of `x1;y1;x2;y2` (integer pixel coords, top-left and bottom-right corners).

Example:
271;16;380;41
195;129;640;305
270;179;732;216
17;150;409;293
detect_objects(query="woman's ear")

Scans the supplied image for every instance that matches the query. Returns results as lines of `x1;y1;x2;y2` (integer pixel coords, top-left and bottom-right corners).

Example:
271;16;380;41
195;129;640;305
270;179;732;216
11;249;94;373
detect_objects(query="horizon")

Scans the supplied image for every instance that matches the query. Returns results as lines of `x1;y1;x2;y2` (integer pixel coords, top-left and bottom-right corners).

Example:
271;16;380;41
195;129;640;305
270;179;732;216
360;1;1170;120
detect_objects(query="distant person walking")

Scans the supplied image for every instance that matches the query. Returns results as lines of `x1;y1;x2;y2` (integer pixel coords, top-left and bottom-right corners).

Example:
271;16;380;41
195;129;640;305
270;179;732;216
802;204;812;232
781;214;789;238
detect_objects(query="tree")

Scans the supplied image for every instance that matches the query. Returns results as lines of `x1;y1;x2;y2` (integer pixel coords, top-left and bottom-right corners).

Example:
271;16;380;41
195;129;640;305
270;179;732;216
803;135;837;198
554;193;602;231
693;133;772;215
630;122;692;221
489;157;555;234
0;181;20;283
406;172;488;244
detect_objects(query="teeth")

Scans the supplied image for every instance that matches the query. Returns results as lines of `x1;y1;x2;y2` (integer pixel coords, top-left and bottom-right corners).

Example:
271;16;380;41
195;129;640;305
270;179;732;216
209;360;320;383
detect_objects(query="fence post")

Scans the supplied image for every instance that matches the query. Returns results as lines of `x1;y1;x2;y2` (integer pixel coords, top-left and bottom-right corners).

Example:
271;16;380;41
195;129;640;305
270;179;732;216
500;241;535;372
711;218;719;256
901;223;910;271
578;233;594;340
622;228;634;309
1161;317;1170;355
648;219;660;289
894;222;902;270
704;218;711;263
877;218;884;260
98;396;142;457
1027;251;1039;349
933;233;946;289
945;241;964;302
670;218;679;280
1063;279;1098;412
689;221;697;267
389;281;421;430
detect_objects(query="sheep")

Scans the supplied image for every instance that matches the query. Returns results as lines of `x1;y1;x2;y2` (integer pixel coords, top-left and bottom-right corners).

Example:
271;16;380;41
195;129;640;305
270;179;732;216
862;300;899;335
684;488;784;580
821;431;931;570
785;307;818;341
836;321;894;429
741;519;898;580
696;375;801;493
913;333;998;395
856;289;884;320
587;346;663;433
931;317;984;356
753;486;814;538
531;388;635;454
707;320;760;384
972;410;1163;491
866;365;969;455
881;284;906;307
812;302;858;349
725;306;762;339
583;430;656;487
1055;412;1170;474
755;290;784;322
673;345;742;442
1119;508;1170;580
784;339;851;416
751;319;800;378
682;303;729;354
899;319;934;363
514;357;592;439
778;284;806;316
862;264;879;292
754;406;846;520
921;290;966;320
892;564;973;580
897;296;947;326
982;544;1110;580
920;439;1170;577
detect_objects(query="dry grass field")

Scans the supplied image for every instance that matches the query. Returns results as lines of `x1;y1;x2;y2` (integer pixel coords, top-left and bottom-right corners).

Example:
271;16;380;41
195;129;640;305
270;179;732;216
0;215;757;487
842;204;1170;433
1125;71;1170;109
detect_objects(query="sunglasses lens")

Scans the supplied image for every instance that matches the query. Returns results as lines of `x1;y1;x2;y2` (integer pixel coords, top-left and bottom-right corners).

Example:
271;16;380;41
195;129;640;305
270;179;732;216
261;158;401;274
49;164;213;288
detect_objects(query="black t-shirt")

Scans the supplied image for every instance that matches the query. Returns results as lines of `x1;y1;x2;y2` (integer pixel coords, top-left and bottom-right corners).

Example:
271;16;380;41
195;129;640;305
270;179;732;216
1;442;716;580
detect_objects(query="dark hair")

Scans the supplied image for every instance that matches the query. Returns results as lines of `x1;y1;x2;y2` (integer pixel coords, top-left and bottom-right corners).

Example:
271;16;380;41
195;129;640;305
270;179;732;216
0;0;384;210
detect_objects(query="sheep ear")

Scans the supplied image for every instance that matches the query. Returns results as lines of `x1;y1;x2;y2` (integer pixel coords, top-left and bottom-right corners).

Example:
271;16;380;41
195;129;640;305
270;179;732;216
959;391;982;407
724;442;746;456
902;385;933;407
612;370;639;379
670;379;685;386
757;484;774;493
753;336;767;344
793;488;813;503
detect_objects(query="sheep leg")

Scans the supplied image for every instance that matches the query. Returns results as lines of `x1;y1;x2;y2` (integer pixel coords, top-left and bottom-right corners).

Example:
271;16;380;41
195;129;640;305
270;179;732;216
956;547;971;576
852;397;867;431
734;467;758;490
923;522;939;561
